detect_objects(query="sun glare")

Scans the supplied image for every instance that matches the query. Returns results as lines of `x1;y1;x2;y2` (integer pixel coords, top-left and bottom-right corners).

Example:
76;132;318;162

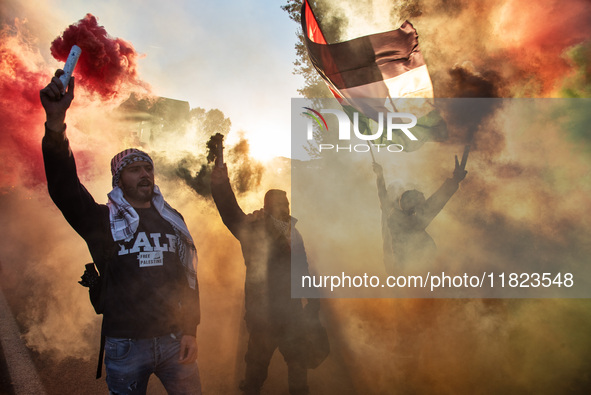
228;130;290;163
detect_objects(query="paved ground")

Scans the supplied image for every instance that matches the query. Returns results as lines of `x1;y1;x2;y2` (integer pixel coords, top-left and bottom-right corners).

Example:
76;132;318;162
0;282;170;395
0;340;16;395
0;287;46;395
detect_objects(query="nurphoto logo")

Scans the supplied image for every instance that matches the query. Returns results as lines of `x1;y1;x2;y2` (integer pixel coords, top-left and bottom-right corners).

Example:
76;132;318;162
302;107;419;153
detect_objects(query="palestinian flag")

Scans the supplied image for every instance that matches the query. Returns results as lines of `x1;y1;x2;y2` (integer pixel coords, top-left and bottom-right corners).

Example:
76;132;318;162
301;0;445;150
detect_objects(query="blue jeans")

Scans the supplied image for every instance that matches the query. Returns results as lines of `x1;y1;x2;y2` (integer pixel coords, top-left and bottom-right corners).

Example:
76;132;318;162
105;332;201;395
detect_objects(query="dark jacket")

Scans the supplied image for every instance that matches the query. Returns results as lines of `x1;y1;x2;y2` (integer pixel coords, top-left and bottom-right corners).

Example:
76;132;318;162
211;174;308;330
42;128;200;337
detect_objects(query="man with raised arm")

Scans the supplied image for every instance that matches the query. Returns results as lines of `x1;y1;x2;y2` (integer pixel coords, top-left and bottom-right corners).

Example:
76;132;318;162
211;160;317;395
374;151;468;274
40;70;202;394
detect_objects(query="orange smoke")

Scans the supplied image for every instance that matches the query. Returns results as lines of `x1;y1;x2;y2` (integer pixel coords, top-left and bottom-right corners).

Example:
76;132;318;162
0;11;301;394
491;0;591;95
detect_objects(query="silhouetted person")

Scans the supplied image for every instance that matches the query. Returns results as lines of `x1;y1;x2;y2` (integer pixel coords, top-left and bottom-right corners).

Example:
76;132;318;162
40;70;202;394
211;163;316;395
373;153;468;274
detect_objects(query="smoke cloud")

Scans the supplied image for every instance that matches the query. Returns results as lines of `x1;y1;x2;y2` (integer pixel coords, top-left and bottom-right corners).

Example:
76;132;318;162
226;135;265;195
0;22;50;189
169;135;265;198
290;0;591;393
313;0;591;98
0;8;304;394
1;1;590;394
50;13;147;98
292;97;591;392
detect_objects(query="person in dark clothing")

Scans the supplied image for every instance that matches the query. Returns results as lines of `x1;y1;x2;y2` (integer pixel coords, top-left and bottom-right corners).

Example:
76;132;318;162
40;70;201;394
373;153;468;275
211;164;316;395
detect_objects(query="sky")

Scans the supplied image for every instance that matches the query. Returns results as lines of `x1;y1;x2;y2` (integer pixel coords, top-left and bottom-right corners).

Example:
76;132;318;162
3;0;303;160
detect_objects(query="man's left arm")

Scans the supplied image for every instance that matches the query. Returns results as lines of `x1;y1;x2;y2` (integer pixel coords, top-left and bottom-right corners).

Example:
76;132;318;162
421;154;468;226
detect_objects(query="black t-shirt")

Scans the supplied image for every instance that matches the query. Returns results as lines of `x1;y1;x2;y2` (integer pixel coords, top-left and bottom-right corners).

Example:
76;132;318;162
103;205;186;338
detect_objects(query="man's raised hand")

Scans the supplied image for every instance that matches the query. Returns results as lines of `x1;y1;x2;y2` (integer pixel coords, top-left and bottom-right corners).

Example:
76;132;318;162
453;154;468;182
40;69;75;132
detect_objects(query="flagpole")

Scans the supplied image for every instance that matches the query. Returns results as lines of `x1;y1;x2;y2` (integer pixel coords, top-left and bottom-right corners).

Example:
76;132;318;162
460;144;470;169
364;94;396;164
387;93;398;112
367;141;376;163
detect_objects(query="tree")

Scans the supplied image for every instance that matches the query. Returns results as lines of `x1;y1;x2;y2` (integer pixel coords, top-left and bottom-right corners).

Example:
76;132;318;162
282;0;349;158
281;0;345;99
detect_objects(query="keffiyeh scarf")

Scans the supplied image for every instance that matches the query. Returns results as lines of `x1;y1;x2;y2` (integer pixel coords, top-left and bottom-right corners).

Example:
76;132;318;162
107;185;198;289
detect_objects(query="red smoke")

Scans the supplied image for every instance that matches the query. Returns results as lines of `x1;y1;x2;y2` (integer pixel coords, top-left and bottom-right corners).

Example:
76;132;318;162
494;0;591;95
0;13;147;190
50;13;145;98
0;26;48;190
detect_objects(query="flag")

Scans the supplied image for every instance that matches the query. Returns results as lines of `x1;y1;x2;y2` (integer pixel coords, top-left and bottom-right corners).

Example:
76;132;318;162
301;0;446;150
